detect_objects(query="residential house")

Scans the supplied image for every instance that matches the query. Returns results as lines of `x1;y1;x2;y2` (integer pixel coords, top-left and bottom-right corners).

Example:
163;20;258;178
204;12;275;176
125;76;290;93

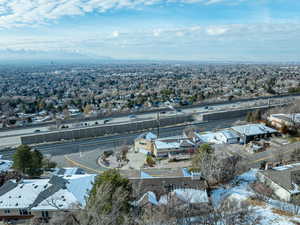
134;132;157;155
128;168;207;199
0;159;13;172
0;174;96;222
153;138;195;158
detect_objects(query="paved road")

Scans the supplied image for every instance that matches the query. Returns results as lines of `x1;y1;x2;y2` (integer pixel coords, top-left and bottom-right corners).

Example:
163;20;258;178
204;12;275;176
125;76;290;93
0;95;295;149
0;117;243;170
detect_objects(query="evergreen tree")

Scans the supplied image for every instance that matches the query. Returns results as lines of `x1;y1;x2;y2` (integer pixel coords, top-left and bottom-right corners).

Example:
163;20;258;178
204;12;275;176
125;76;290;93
28;149;43;176
13;145;44;176
13;145;32;174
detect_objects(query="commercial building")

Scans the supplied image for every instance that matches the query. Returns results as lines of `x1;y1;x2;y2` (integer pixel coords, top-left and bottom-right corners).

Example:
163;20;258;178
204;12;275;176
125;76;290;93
231;124;278;144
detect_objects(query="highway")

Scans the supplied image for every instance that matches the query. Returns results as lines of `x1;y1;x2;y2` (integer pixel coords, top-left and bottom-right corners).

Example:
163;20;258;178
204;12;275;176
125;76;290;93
0;95;296;149
0;117;243;161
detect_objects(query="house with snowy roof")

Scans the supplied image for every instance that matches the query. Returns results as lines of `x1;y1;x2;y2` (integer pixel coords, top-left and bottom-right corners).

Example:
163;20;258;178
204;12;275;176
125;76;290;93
0;159;13;172
132;188;210;218
153;138;196;158
0;174;96;222
129;168;207;199
134;132;157;155
257;163;300;203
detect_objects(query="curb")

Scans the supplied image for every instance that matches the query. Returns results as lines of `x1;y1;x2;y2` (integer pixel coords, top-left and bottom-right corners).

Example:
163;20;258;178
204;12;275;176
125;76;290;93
64;155;102;174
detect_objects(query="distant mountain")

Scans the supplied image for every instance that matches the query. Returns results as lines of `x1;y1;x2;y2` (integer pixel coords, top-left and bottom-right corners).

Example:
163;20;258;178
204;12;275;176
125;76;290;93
0;49;113;64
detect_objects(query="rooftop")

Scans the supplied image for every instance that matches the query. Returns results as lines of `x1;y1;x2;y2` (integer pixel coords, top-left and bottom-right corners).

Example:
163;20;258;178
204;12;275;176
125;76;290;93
0;174;96;210
231;124;278;136
259;163;300;194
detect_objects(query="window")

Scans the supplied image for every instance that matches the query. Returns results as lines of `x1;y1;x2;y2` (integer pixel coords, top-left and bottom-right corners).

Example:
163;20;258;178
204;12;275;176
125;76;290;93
19;209;31;215
42;211;49;218
4;209;10;214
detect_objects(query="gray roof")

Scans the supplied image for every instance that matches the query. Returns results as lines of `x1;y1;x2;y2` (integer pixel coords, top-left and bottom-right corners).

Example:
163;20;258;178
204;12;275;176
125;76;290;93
0;181;17;197
231;124;277;136
260;163;300;193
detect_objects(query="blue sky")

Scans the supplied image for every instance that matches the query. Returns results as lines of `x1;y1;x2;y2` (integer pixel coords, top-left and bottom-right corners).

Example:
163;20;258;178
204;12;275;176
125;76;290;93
0;0;300;61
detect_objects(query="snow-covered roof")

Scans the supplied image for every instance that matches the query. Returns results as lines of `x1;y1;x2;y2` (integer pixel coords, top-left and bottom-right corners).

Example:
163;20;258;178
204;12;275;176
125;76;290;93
0;174;96;211
132;191;159;207
135;189;208;207
0;160;12;172
137;132;157;140
195;132;222;144
218;130;240;139
173;189;209;204
231;124;277;136
154;140;180;150
145;132;157;140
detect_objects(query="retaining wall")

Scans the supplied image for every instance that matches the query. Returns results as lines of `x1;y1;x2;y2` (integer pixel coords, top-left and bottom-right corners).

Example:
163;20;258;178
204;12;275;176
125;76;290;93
21;115;193;145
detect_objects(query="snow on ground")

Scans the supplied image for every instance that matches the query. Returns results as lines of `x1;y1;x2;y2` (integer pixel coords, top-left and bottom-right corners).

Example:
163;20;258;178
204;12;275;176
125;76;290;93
211;168;300;225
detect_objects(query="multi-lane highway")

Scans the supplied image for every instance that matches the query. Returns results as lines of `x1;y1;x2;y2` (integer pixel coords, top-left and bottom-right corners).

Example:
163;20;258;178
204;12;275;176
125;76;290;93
0;95;296;149
0;117;243;160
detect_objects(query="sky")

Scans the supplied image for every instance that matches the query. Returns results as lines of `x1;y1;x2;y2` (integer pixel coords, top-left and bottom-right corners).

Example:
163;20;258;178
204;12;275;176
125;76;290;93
0;0;300;62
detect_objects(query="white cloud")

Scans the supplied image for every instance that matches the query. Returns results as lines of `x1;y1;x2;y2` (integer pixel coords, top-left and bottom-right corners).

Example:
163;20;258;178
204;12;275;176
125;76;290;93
112;30;120;37
0;0;234;28
206;26;228;35
0;22;299;61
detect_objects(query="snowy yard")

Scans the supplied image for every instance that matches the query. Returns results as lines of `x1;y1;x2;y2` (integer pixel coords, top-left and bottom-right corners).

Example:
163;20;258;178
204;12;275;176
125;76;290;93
210;169;300;225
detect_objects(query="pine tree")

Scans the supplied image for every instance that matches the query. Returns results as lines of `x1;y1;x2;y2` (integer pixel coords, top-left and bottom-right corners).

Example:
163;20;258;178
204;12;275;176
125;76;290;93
13;145;32;174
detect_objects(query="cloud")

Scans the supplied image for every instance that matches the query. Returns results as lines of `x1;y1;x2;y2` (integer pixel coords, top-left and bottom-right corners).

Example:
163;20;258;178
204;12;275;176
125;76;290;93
0;22;300;61
206;26;228;35
0;0;234;28
112;30;120;38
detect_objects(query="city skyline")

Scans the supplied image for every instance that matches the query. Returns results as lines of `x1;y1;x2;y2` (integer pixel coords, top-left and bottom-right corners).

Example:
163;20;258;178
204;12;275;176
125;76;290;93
0;0;300;62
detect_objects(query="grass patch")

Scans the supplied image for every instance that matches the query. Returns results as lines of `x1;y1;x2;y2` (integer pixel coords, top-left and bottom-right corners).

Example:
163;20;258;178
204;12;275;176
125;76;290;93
246;198;266;207
272;208;294;217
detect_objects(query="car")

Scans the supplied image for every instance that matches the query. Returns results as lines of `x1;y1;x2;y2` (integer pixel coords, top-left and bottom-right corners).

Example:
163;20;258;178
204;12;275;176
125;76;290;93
34;129;41;133
103;118;111;124
128;114;136;119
